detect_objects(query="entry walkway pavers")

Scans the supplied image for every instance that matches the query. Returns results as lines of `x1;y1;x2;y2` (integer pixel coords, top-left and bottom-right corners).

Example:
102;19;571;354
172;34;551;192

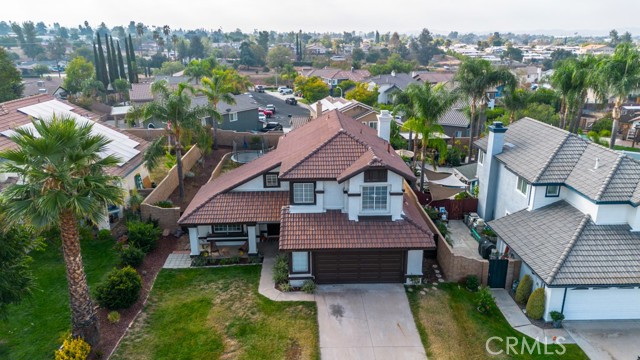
162;252;191;268
491;289;575;344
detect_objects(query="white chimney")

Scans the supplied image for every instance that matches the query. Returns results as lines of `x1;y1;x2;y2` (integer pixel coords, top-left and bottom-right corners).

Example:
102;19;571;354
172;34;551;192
377;110;392;142
477;121;508;221
391;70;396;77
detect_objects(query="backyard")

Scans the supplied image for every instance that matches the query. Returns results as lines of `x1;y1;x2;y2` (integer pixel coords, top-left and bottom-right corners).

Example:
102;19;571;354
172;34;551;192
0;234;118;360
408;283;588;360
111;266;319;360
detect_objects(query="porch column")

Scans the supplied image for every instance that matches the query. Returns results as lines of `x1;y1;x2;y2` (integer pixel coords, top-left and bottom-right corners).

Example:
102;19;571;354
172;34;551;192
188;227;200;256
247;225;257;254
406;250;424;276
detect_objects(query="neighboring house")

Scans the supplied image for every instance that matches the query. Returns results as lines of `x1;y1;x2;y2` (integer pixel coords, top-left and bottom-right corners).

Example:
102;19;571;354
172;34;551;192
308;97;378;129
366;71;419;104
476;118;640;321
178;110;435;284
0;94;150;229
578;44;615;56
512;66;542;85
21;77;66;98
302;68;371;89
452;162;478;194
193;94;260;132
129;83;154;105
412;71;456;86
305;43;328;55
437;101;470;138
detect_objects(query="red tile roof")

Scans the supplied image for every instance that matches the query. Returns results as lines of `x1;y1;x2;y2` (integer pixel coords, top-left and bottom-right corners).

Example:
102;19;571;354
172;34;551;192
279;193;435;250
179;191;289;225
179;110;415;224
129;83;154;103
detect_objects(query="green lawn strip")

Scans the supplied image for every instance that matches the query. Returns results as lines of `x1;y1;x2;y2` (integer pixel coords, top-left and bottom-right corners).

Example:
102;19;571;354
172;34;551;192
112;266;319;360
614;145;640;152
0;236;118;360
408;283;588;360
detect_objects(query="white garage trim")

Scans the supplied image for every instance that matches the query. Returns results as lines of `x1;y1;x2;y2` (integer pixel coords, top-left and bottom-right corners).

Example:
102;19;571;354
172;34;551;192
560;287;640;320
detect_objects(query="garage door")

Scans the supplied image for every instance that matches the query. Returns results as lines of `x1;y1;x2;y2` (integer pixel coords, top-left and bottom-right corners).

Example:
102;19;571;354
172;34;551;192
313;251;405;284
563;287;640;320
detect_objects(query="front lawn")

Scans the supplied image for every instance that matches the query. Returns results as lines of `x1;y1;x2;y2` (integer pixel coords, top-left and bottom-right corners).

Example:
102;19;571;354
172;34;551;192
0;235;118;360
111;266;319;360
408;284;588;360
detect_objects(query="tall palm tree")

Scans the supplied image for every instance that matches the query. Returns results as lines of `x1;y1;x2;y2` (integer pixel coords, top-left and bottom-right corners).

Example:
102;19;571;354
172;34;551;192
596;43;640;148
500;88;529;124
162;25;171;58
185;59;213;85
551;56;598;134
0;116;124;345
550;60;576;129
401;82;459;190
199;69;237;149
143;80;214;198
455;58;516;161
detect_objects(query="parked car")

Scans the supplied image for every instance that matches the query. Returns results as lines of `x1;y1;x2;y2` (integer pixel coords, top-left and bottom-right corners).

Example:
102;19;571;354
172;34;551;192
255;85;265;93
258;113;266;123
258;107;273;117
281;88;293;95
277;86;288;93
285;97;297;105
266;104;276;113
259;122;283;132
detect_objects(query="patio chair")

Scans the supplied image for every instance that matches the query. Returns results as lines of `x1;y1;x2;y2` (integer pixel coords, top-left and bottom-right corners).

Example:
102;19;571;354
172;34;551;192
239;241;249;254
210;241;221;256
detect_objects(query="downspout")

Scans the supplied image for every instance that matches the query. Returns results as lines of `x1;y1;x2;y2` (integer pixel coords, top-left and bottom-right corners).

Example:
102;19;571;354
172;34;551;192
560;287;568;314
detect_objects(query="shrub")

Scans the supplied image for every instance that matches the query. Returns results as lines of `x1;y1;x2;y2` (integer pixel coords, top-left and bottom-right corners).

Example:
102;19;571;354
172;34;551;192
465;275;479;292
97;229;114;242
107;311;121;324
191;255;209;267
280;283;292;292
550;310;565;322
526;288;545;320
54;336;91;360
515;275;533;305
119;246;145;268
95;266;142;310
127;221;161;253
273;254;290;285
476;287;495;314
79;225;94;242
154;200;174;208
301;280;316;294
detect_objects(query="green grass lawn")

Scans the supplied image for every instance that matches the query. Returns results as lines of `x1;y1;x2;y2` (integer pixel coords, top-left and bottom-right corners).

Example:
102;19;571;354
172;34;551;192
614;144;640;152
408;284;588;360
111;266;319;360
0;235;118;360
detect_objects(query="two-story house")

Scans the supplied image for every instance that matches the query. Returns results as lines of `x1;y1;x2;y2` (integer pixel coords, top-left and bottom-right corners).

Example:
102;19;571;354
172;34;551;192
476;118;640;321
178;110;435;285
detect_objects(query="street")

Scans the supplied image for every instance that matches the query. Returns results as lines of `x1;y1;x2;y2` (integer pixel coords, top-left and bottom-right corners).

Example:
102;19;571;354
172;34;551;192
249;91;310;128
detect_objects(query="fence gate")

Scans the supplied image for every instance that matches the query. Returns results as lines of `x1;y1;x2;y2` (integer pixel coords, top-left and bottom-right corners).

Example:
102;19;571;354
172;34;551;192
488;259;509;288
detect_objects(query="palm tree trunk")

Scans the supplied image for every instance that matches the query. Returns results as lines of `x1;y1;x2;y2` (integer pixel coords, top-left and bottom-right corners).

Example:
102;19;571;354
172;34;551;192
60;210;99;345
467;101;476;163
559;99;567;129
412;138;419;170
420;145;427;191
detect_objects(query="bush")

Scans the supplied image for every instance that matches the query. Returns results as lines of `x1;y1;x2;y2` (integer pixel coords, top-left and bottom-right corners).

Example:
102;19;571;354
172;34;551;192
107;311;121;324
79;225;94;242
550;310;565;322
154;200;174;208
95;266;142;310
465;275;479;292
515;275;533;305
476;287;495;314
526;288;545;320
119;246;145;268
127;221;161;253
191;255;209;267
273;254;289;285
301;280;316;294
97;229;114;242
280;283;292;292
54;336;91;360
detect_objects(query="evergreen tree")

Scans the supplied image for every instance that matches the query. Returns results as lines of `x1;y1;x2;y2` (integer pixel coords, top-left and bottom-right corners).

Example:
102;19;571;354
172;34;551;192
375;30;380;43
109;36;120;80
92;42;103;85
117;41;126;81
104;34;114;84
124;37;134;83
128;34;138;83
96;34;109;87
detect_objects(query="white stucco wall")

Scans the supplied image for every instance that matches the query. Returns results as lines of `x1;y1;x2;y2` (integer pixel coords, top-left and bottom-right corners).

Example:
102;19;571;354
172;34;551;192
345;170;404;221
232;166;289;192
519;261;544;290
323;181;345;210
529;185;563;210
493;165;530;220
562;189;598;219
544;287;566;322
406;250;424;276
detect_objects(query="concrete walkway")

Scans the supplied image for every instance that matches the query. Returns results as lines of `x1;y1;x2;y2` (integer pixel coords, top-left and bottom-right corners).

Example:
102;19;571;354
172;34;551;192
162;252;191;268
491;289;574;344
563;320;640;360
257;248;315;302
317;284;426;360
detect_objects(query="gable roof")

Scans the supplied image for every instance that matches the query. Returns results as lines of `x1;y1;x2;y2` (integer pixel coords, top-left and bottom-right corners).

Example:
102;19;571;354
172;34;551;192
366;73;418;91
413;71;455;84
489;201;640;286
438;101;470;128
179;110;415;224
475;117;640;204
303;68;371;82
0;95;148;178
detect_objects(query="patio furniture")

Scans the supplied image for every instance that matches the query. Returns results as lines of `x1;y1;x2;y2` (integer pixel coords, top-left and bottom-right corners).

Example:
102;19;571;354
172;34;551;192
209;241;221;256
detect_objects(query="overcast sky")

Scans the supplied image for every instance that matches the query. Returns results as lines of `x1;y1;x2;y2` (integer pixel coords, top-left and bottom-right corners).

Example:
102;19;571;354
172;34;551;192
3;0;639;35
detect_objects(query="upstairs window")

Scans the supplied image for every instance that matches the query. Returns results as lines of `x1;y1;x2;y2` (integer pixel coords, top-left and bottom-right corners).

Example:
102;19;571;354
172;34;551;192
364;169;388;183
292;182;315;204
478;151;485;165
263;173;280;188
546;185;560;197
362;185;388;211
213;224;242;233
229;112;238;122
368;121;377;129
516;176;528;195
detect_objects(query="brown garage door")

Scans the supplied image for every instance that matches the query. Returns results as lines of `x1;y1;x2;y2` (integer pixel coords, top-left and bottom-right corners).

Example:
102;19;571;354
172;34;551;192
313;251;405;284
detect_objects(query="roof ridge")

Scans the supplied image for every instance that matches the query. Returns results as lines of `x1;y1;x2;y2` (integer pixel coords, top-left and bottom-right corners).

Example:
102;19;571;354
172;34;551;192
595;154;625;201
179;192;223;222
278;129;345;178
533;133;571;183
546;213;590;285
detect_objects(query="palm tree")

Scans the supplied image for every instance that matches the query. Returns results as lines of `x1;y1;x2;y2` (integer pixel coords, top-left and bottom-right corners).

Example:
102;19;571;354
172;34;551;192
455;58;516;161
0;115;124;345
199;69;237;149
550;60;576;130
596;43;640;148
143;80;215;198
162;25;171;58
135;23;144;57
184;59;213;85
551;56;598;134
500;88;529;124
401;82;459;190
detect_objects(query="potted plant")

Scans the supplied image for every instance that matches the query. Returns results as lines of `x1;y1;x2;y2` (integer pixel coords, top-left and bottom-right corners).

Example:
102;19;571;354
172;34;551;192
482;227;498;242
550;311;565;328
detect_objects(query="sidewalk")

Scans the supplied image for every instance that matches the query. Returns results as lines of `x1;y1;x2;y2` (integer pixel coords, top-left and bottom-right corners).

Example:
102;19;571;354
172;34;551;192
491;289;575;344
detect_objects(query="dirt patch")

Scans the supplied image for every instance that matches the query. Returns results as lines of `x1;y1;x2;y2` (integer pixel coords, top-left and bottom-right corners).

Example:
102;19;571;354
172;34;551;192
285;339;302;360
168;147;230;211
91;233;178;359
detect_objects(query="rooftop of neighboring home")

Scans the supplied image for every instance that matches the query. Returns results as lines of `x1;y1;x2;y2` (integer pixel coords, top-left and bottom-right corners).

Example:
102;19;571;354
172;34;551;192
191;93;259;113
129;83;154;103
475;117;640;205
0;94;148;178
21;76;65;97
302;68;371;82
438;101;470;128
179;109;415;225
308;97;377;125
366;72;418;92
412;71;456;84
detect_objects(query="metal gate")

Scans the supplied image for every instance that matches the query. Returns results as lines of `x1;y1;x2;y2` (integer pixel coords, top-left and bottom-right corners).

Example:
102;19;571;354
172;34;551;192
488;259;509;288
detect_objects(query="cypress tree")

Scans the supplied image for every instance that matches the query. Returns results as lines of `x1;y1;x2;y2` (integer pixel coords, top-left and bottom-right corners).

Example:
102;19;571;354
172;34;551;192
124;36;135;83
96;34;109;87
109;36;120;79
117;41;126;81
104;34;114;84
92;42;102;84
128;34;138;83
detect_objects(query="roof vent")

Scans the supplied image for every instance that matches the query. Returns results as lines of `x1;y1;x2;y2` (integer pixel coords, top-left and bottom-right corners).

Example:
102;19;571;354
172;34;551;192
594;157;599;170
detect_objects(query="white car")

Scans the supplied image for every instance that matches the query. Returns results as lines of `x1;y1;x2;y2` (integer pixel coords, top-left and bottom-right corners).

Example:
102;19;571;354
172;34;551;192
277;86;288;93
258;113;266;123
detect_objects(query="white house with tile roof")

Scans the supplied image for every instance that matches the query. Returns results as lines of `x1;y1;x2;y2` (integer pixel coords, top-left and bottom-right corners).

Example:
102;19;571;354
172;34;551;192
476;118;640;321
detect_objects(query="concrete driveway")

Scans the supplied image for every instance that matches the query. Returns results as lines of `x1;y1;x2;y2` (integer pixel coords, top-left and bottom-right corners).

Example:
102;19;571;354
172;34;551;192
316;284;426;360
564;320;640;360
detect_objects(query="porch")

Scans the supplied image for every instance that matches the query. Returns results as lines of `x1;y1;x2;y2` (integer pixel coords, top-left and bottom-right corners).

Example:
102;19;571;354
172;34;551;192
187;222;280;256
